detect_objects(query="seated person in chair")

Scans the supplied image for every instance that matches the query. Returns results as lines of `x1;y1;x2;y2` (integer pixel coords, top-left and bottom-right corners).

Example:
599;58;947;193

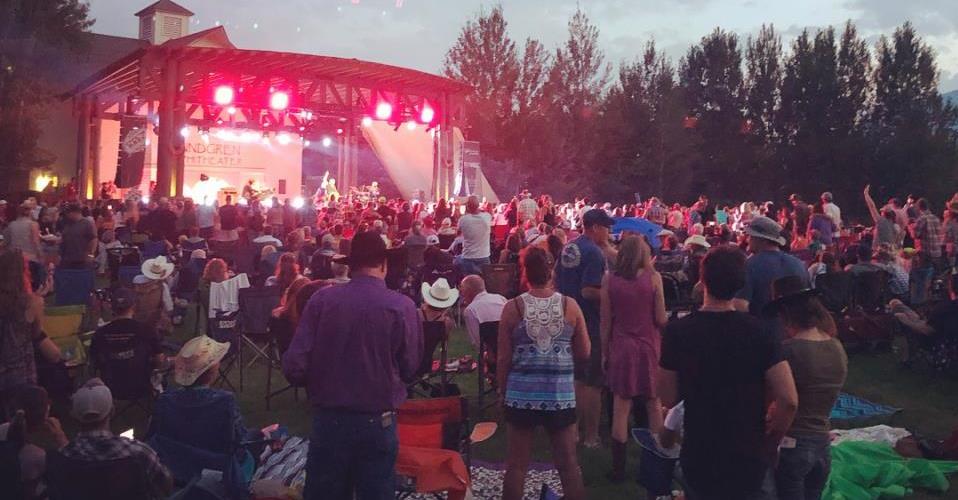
90;288;166;400
461;274;506;349
147;336;265;487
57;379;172;498
133;256;175;335
0;385;69;499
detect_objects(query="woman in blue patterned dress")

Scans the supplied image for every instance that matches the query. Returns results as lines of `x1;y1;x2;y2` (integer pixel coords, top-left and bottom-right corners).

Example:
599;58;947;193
497;246;590;500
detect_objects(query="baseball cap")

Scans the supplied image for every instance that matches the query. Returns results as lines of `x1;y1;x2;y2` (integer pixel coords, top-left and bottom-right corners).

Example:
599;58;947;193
71;379;113;424
582;208;615;228
333;231;387;267
426;234;440;246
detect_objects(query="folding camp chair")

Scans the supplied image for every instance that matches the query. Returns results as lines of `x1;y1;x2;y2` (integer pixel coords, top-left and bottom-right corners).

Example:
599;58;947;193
395;396;472;500
476;321;500;409
46;452;149;500
438;234;457;251
91;333;158;420
481;263;518;299
42;305;88;369
816;271;853;314
238;286;282;370
408;319;450;398
106;247;141;284
852;270;890;314
53;267;95;306
209;311;241;392
264;315;300;410
386;247;410;291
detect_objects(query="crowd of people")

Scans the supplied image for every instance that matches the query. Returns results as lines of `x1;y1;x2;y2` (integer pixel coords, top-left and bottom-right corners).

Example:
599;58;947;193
0;183;957;499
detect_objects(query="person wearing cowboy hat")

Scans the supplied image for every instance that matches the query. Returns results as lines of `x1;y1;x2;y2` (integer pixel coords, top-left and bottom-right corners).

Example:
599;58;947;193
57;379;173;497
420;276;459;331
763;275;846;499
283;231;422;499
732;216;808;316
133;256;175;333
146;336;264;489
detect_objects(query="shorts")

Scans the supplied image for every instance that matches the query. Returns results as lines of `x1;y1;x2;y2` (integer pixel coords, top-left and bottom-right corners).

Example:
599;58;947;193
574;328;604;387
504;407;577;433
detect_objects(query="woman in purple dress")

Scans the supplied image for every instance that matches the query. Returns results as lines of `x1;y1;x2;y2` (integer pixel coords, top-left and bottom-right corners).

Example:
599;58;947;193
600;235;668;481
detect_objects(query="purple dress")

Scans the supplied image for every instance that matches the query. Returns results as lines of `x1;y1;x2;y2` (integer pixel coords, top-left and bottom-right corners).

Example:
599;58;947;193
607;271;660;398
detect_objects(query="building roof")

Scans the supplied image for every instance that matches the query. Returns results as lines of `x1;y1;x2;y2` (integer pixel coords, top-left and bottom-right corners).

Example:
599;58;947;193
160;26;234;50
135;0;194;18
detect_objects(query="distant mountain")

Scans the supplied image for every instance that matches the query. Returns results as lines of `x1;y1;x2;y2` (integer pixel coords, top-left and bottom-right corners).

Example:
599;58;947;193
945;90;958;106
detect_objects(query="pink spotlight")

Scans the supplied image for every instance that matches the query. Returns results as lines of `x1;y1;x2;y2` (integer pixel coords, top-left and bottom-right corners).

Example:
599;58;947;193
270;91;290;111
361;117;373;127
375;102;393;120
420;105;435;124
213;86;234;106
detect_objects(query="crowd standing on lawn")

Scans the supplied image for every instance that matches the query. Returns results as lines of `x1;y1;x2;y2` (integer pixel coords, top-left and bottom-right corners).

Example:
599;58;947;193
0;184;957;499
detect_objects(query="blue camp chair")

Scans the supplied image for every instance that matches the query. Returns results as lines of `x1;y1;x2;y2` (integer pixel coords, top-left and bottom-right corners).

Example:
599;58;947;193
53;267;95;306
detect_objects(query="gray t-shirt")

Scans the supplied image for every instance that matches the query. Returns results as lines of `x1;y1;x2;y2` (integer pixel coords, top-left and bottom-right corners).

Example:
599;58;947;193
60;218;96;265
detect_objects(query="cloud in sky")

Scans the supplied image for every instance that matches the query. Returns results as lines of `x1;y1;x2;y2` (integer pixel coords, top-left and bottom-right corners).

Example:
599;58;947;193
87;0;958;91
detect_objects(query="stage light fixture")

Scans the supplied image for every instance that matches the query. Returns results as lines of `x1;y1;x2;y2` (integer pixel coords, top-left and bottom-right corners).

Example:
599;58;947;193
213;86;234;106
322;137;332;148
180;127;190;138
361;116;373;127
375;102;393;120
142;195;150;204
420;105;435;124
270;91;290;111
277;133;292;145
337;128;344;135
304;139;311;147
292;197;305;209
227;106;237;115
406;121;417;131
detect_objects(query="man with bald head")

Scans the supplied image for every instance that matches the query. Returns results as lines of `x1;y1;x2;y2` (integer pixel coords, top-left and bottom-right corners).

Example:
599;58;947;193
460;274;506;349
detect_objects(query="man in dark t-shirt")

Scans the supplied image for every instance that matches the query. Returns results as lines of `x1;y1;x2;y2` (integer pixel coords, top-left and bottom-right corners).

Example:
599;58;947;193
90;288;165;398
218;196;240;231
659;247;797;499
59;204;96;268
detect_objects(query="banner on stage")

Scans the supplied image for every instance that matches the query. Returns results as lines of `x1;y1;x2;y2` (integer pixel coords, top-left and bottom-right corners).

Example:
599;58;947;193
115;116;147;188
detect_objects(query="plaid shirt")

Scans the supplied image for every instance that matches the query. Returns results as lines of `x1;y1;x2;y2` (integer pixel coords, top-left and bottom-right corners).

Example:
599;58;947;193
60;430;171;496
914;212;944;258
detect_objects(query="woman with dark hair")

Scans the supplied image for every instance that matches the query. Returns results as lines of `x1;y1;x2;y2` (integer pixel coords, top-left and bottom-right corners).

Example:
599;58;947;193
267;253;303;293
600;236;668;481
0;251;60;410
434;198;451;225
766;275;847;500
497;246;589;500
498;231;523;264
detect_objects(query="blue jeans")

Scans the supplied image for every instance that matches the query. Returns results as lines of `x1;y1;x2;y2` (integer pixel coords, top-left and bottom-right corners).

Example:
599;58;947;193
305;410;398;500
455;256;490;276
910;263;935;305
773;435;831;500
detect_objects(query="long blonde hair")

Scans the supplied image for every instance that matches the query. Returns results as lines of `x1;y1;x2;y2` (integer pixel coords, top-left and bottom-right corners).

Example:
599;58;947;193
613;236;652;279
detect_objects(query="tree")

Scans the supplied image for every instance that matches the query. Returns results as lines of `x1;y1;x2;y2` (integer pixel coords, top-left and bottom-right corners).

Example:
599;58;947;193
679;28;748;200
534;8;610;198
869;23;958;202
0;0;93;189
744;24;782;145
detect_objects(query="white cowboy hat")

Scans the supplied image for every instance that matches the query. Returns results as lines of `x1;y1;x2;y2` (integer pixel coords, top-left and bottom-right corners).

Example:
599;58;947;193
141;255;175;280
173;335;230;386
684;234;711;249
421;278;459;309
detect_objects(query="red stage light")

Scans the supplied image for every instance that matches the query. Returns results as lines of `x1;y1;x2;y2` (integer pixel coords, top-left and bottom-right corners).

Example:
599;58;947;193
270;91;290;111
375;102;392;120
214;86;234;106
420;105;435;124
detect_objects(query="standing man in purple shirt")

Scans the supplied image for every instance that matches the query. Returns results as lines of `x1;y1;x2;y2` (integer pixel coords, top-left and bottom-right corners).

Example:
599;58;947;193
283;231;423;500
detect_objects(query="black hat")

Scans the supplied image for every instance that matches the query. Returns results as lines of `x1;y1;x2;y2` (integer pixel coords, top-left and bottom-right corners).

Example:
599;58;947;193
332;231;387;268
582;208;615;228
63;203;83;214
763;275;818;314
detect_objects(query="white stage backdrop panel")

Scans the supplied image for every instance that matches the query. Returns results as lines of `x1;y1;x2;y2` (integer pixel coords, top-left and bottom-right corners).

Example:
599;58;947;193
99;126;303;201
362;121;434;201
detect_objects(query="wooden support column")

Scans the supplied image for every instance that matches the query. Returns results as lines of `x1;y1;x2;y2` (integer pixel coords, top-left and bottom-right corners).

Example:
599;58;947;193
431;127;440;203
155;56;178;198
90;98;102;201
349;121;359;193
75;96;92;201
173;99;186;198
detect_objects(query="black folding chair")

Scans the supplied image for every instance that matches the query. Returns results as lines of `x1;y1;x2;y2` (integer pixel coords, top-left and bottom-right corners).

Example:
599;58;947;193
209;311;241;392
852;270;890;314
386;247;410;291
481;263;519;299
476;321;500;409
46;452;149;500
816;271;853;314
238;286;282;371
407;319;450;398
107;247;141;284
264;315;300;410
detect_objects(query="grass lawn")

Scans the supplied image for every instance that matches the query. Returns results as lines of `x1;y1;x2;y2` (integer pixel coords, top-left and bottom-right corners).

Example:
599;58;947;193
99;304;958;499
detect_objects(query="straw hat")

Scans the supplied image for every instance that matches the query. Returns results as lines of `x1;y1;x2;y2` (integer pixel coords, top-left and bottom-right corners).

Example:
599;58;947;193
141;255;174;280
174;336;230;386
421;278;459;309
684;234;711;249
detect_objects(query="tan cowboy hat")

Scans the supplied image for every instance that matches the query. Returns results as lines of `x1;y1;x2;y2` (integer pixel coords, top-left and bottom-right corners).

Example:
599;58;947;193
174;335;230;386
141;255;174;280
421;278;459;309
684;234;711;249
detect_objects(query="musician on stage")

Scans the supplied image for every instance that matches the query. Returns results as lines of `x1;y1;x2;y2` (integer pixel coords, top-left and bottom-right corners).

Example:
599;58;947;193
242;179;259;202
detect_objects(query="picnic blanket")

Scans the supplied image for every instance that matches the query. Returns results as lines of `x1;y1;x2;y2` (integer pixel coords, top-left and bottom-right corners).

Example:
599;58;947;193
830;393;901;423
824;441;958;499
406;460;562;500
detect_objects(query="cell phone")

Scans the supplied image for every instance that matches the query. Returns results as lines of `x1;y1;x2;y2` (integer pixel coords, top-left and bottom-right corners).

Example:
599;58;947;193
634;193;642;204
